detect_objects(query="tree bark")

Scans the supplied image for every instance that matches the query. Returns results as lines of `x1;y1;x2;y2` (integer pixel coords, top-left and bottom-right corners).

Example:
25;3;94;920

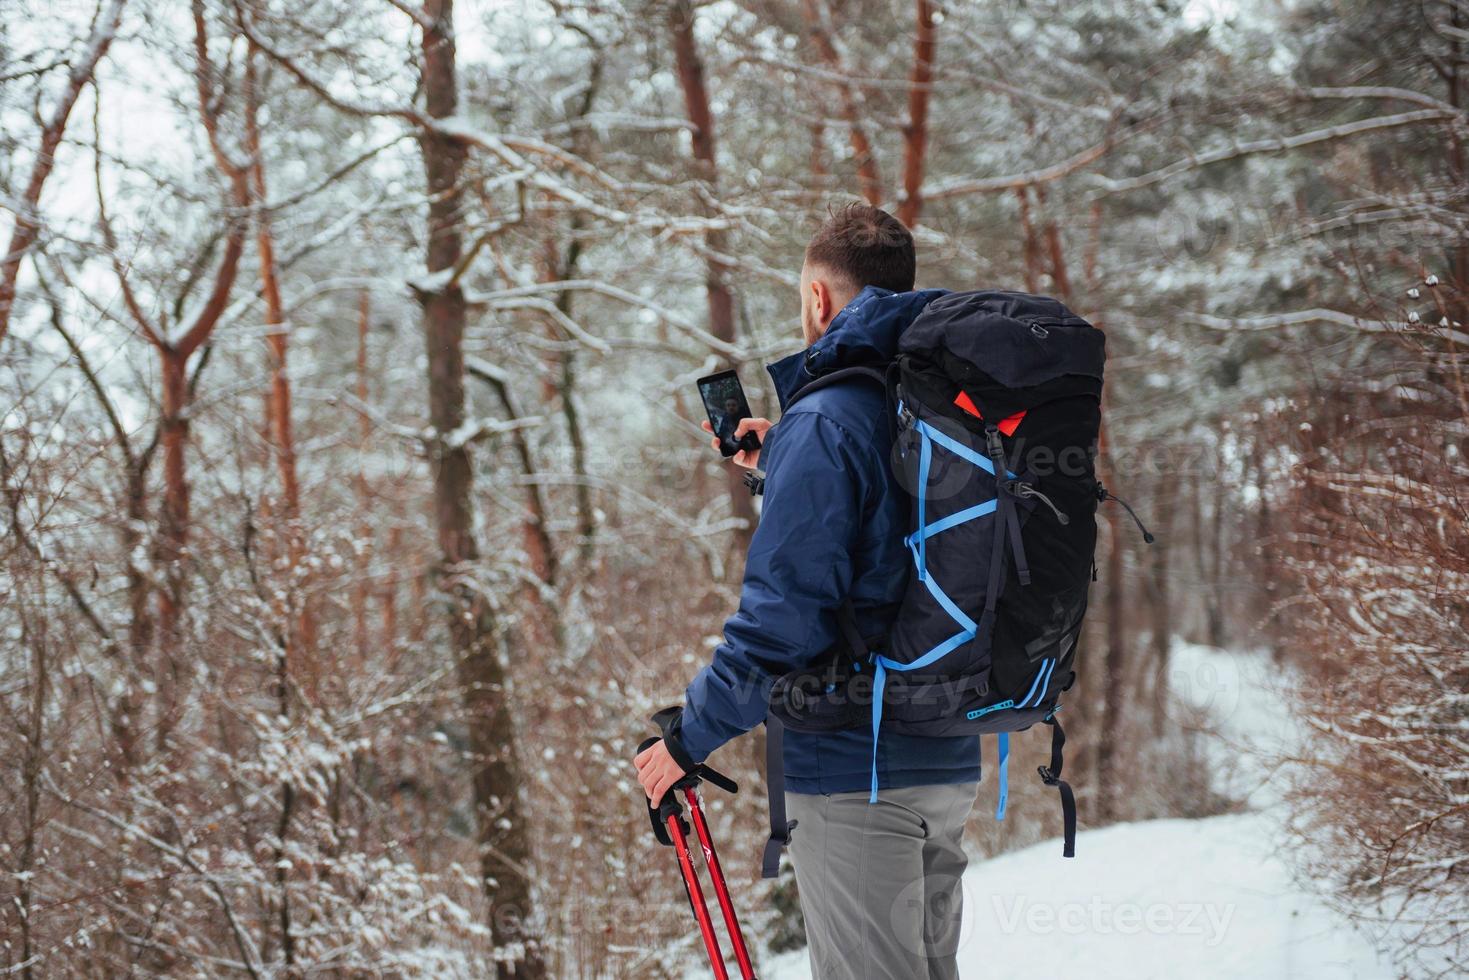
1449;0;1468;316
45;302;153;768
551;237;597;567
415;2;544;973
139;0;251;749
1207;468;1228;647
801;0;883;204
668;0;757;549
1016;187;1042;293
1147;476;1174;736
353;291;373;668
466;359;557;588
542;43;600;566
154;348;191;742
244;42;314;676
896;0;936;228
1093;412;1128;824
1036;184;1073;301
1095;497;1128;824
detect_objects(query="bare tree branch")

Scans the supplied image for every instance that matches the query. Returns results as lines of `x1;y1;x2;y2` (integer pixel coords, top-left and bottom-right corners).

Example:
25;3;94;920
0;0;127;346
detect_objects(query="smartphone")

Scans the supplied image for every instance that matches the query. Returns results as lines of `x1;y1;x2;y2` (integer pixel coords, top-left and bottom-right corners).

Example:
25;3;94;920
697;369;761;458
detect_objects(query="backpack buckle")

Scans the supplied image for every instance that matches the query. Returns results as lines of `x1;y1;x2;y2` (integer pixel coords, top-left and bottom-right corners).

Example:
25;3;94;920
1037;765;1060;786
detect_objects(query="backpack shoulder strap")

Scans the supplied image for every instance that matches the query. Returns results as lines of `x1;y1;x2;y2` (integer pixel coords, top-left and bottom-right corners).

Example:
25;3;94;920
784;365;887;410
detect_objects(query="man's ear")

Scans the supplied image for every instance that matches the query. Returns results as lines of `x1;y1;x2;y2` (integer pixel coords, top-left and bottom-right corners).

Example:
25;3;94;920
810;278;834;327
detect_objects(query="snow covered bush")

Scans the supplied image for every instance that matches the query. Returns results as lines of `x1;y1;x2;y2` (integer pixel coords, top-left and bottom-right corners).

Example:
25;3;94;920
1277;285;1469;978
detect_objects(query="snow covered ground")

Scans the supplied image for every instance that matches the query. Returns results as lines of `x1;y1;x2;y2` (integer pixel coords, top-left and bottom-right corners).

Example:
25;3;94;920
760;644;1397;980
763;811;1391;979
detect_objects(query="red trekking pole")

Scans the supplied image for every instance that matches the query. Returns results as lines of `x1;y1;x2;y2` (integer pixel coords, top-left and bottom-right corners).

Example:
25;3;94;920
640;724;757;979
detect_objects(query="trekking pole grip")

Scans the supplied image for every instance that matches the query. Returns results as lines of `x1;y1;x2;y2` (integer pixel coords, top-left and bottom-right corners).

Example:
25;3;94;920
639;736;687;846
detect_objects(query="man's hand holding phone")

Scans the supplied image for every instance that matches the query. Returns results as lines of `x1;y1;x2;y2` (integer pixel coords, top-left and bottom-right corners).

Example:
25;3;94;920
701;417;771;469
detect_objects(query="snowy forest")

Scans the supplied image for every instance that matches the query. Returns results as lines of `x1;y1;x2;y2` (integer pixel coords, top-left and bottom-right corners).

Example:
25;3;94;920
1;0;1465;976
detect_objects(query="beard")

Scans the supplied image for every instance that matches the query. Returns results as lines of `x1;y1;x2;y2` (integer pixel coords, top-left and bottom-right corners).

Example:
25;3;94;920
800;305;821;346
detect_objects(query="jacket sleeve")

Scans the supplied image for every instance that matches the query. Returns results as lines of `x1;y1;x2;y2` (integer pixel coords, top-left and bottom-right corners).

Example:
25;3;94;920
674;410;871;763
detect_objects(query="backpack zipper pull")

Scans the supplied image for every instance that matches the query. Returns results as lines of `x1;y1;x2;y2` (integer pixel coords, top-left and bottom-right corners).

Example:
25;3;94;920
1014;481;1070;525
1095;484;1155;543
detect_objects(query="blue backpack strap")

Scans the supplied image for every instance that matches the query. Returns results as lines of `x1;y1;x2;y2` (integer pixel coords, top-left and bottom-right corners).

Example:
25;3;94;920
870;412;995;802
995;732;1010;820
1015;658;1055;709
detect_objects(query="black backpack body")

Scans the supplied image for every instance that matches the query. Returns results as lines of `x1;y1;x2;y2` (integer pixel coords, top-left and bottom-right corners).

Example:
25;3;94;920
766;290;1106;858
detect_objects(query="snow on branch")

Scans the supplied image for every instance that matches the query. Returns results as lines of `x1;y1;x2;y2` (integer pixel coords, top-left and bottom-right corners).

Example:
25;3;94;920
331;388;541;450
47;774;266;978
429;117;632;221
1183;308;1469;347
1301;86;1464;115
442;414;545;450
467;279;743;359
541;111;694;138
1096;109;1460;193
473;295;611;354
463;355;511;386
924;121;1153;199
333;392;429;443
237;19;424;123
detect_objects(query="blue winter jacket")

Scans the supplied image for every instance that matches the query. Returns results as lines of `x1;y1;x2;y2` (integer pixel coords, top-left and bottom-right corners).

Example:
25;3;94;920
674;286;982;795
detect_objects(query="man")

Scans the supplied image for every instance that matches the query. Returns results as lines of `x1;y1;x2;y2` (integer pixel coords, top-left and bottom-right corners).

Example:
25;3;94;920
635;204;981;979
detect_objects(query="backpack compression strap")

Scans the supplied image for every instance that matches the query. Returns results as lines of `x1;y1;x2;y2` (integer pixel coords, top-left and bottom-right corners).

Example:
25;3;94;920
1039;715;1077;857
761;714;796;879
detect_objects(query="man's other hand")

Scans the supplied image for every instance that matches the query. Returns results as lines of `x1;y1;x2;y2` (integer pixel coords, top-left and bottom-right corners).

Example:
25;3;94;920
634;738;688;805
701;417;772;469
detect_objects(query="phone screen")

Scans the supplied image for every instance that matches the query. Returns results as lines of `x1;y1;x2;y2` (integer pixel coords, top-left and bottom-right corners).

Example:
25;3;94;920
697;369;760;458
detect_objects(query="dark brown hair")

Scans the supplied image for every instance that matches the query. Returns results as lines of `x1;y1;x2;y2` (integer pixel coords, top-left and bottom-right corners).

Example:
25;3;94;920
804;203;916;294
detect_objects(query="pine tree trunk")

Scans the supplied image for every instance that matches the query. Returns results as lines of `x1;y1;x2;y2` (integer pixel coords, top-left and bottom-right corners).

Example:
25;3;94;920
154;348;190;748
801;0;883;204
1093;415;1128;825
668;0;758;551
353;291;373;670
245;44;314;679
1094;507;1128;824
895;0;936;228
1148;479;1174;736
416;2;544;973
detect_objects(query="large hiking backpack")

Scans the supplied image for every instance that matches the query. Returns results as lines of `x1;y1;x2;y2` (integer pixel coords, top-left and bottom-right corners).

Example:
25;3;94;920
761;290;1147;877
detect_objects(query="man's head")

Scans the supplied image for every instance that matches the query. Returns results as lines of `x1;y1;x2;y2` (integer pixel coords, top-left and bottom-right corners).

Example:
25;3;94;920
722;397;740;417
800;203;916;346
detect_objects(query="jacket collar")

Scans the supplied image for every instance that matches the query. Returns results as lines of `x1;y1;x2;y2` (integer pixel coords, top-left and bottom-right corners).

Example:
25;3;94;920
767;286;948;412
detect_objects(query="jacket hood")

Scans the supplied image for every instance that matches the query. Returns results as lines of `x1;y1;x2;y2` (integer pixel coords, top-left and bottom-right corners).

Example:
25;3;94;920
767;286;949;411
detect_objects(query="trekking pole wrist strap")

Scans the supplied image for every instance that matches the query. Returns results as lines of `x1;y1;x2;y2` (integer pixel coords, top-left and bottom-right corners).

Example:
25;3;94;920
650;705;700;774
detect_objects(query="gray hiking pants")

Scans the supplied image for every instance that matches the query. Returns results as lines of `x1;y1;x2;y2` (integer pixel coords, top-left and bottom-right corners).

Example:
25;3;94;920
787;782;980;980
